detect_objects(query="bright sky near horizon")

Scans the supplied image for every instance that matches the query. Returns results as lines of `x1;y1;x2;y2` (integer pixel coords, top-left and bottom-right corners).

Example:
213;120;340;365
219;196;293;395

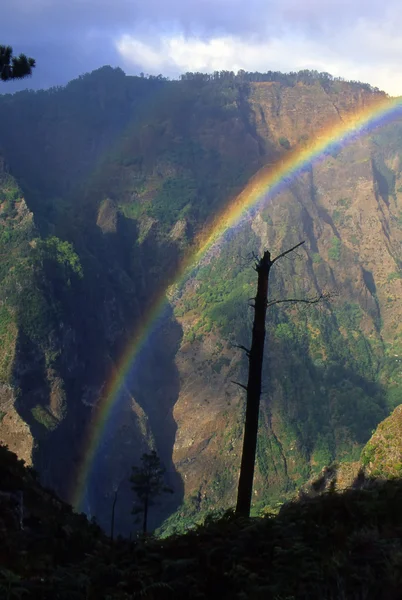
1;0;401;95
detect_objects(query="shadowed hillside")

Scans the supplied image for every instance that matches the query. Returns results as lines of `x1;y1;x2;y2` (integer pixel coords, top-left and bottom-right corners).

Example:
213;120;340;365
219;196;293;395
2;441;402;600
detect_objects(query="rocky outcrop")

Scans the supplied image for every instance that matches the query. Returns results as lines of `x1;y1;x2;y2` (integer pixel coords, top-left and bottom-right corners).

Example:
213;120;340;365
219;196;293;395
360;404;402;478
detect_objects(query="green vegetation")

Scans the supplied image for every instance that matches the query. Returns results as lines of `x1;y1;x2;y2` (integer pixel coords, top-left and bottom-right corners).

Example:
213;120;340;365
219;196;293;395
180;69;380;92
358;405;402;478
278;136;291;150
0;174;50;356
31;405;58;431
328;236;341;260
149;176;196;226
35;236;83;279
337;197;352;208
0;176;20;219
332;207;352;226
387;271;402;282
0;305;17;382
361;442;376;466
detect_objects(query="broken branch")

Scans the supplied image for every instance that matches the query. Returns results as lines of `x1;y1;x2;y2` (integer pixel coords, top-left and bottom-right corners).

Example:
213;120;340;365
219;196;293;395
234;344;251;356
266;291;332;308
271;241;305;265
231;380;248;392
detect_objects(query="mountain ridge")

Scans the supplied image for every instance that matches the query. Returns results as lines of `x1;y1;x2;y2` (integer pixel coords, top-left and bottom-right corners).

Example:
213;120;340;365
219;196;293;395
0;67;401;533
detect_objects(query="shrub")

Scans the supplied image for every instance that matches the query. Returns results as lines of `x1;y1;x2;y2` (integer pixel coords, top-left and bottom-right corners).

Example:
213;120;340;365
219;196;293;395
328;237;341;261
279;137;291;150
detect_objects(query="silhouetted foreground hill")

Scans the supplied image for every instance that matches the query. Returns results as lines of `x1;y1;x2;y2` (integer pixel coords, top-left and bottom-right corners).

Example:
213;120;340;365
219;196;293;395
2;442;402;599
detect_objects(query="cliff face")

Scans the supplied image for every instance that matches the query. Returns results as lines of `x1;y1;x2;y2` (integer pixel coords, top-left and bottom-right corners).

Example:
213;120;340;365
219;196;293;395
163;84;402;526
0;69;401;533
0;163;37;465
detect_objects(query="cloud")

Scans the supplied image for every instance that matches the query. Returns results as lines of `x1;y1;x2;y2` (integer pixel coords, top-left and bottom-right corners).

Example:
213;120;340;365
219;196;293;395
3;0;391;39
2;0;402;94
116;13;402;96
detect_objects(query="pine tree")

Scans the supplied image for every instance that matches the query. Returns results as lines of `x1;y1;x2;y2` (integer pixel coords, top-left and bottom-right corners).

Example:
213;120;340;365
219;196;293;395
130;450;173;534
0;45;35;82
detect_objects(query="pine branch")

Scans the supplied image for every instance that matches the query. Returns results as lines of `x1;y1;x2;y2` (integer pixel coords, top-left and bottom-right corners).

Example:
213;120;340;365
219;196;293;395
0;45;35;81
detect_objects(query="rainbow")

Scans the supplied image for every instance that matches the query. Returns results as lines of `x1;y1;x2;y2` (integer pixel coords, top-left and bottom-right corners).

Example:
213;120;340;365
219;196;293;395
71;92;402;511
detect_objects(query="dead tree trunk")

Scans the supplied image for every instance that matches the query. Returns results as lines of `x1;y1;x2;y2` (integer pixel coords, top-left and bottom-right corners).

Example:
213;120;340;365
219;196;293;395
235;250;272;517
235;241;309;518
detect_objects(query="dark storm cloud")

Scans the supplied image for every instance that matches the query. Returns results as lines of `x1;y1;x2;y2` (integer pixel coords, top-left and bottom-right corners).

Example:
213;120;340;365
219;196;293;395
0;0;398;91
4;0;388;42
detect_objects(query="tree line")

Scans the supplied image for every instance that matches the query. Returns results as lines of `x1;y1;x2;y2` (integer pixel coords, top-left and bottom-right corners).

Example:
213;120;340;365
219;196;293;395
137;68;380;94
180;69;380;92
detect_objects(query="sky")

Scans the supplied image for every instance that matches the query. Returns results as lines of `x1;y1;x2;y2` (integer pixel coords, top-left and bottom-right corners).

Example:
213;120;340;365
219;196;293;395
1;0;402;95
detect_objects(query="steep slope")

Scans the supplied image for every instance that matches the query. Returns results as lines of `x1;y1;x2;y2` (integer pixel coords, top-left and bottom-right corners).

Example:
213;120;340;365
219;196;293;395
0;160;36;463
361;403;402;478
0;69;168;528
164;85;402;524
296;401;402;497
0;68;401;533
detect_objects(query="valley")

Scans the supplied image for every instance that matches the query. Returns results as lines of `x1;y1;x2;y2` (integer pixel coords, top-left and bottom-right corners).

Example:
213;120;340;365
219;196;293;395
1;68;402;534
